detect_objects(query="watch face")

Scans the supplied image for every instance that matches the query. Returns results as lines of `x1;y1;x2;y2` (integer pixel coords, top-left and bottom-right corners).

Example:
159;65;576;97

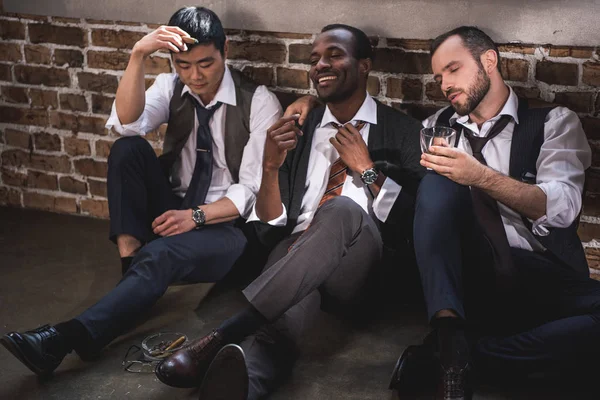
362;169;378;185
192;208;205;225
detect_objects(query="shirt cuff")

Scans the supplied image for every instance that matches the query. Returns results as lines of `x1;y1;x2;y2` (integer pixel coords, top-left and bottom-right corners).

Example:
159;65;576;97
531;181;569;236
246;203;288;226
105;102;147;136
225;183;256;219
373;177;402;222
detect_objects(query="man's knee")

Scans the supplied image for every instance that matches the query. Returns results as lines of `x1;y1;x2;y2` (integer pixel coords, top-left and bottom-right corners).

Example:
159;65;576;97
416;172;471;218
108;136;154;168
316;196;365;221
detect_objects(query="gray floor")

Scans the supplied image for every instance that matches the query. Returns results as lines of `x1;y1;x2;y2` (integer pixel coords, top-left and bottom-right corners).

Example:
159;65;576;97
0;207;597;400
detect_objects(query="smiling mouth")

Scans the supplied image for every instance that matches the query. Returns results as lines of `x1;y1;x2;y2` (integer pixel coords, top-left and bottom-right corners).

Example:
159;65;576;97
318;76;337;84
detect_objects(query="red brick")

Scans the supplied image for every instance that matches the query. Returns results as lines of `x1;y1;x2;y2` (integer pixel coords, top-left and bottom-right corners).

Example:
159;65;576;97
88;179;107;197
0;42;21;62
500;58;529;82
252;30;313;40
0;106;48;126
386;38;432;51
91;29;145;49
116;21;141;26
77;72;118;93
27;170;58;190
0;64;11;81
49;112;107;134
95;140;113;158
33;132;61;151
59;93;88;112
512;86;541;99
425;82;446;101
373;49;432;74
63;136;91;156
145;123;167;141
4;128;30;148
583;62;600;87
29;89;58;109
586;169;600;193
1;149;71;172
1;167;27;187
386;77;423;101
91;94;114;115
585;247;600;270
59;176;87;194
578;222;600;242
0;20;25;40
289;44;312;64
85;19;114;25
14;65;70;87
228;41;286;63
24;44;51;64
51;16;81;24
549;46;594;59
23;192;77;214
498;44;536;55
81;198;109;218
276;68;309;89
241;66;274;86
145;78;155;90
28;23;86;47
554;92;594;113
3;13;47;22
74;158;108;178
582;118;600;140
144;56;171;74
87;50;129;70
0;187;22;207
367;76;380;96
536;61;578;86
583;194;600;218
53;49;83;68
1;86;28;104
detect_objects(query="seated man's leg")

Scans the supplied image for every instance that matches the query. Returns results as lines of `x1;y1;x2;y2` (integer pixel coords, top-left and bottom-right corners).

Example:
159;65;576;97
475;249;600;377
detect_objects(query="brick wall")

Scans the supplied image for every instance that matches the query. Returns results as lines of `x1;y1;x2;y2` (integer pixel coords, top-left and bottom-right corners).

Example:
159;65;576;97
1;13;600;275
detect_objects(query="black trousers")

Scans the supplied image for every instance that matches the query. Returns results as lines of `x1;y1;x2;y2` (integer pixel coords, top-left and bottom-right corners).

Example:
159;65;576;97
76;136;247;348
415;172;600;374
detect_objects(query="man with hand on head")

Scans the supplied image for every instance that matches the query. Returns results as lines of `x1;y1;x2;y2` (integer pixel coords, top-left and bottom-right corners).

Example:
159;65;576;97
1;6;281;377
155;24;425;399
389;26;597;400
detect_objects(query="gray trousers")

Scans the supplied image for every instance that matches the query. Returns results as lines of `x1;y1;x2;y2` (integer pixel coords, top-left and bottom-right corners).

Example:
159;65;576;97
241;196;383;399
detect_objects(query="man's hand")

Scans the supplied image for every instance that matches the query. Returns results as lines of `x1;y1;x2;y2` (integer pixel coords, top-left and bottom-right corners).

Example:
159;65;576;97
421;146;488;187
330;123;373;174
132;26;195;58
263;115;303;171
152;209;196;237
283;95;320;126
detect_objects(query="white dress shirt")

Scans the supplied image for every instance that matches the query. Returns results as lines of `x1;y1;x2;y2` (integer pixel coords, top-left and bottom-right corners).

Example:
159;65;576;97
248;94;403;234
424;86;591;251
106;67;282;218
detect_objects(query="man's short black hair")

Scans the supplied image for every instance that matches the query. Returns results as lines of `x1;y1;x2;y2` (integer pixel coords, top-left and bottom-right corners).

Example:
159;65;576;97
430;26;501;72
321;24;375;61
168;7;226;54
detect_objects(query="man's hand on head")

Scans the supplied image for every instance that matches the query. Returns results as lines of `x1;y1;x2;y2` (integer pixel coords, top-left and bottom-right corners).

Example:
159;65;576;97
330;123;373;174
283;95;320;126
132;26;197;58
151;209;196;237
420;146;488;187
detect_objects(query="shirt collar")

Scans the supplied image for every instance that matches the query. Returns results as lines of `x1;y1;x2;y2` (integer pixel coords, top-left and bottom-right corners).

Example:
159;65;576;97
180;66;237;108
450;85;519;126
319;93;378;128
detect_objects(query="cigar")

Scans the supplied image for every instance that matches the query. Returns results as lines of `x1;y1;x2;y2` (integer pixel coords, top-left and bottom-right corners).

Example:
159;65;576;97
164;335;186;351
182;36;199;44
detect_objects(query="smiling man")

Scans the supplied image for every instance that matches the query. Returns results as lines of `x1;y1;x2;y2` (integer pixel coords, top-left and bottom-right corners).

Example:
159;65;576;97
1;7;281;377
154;24;425;398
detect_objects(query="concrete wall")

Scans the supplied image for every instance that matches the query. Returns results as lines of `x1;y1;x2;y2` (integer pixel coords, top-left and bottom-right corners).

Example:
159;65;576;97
4;0;600;46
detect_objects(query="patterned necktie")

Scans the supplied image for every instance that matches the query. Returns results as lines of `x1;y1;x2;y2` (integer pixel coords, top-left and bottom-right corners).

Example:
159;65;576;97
181;99;223;209
463;115;516;289
317;121;366;208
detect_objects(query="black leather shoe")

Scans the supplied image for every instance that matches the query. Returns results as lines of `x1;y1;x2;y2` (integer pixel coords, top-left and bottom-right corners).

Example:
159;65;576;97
438;363;472;400
389;344;439;393
198;344;248;400
0;325;69;376
155;330;224;388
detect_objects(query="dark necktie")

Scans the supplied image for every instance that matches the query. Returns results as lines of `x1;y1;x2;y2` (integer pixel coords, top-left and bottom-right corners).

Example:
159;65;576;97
181;99;223;209
463;115;516;289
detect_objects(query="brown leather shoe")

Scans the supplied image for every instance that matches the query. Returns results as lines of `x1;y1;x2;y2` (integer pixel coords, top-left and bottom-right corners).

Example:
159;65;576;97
155;330;224;388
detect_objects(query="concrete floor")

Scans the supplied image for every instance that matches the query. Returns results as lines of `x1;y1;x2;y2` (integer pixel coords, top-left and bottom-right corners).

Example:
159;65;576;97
0;206;597;400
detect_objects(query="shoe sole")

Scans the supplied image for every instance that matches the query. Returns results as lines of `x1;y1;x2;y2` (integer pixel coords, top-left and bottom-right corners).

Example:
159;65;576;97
0;334;49;376
198;344;248;400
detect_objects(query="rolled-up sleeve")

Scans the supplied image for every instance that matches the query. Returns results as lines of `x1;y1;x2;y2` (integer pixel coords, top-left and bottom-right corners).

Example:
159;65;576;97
532;107;591;234
224;85;282;218
372;177;402;222
105;73;174;136
246;203;288;226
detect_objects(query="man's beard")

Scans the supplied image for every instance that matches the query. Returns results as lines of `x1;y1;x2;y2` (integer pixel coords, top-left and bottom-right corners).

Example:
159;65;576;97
452;67;490;116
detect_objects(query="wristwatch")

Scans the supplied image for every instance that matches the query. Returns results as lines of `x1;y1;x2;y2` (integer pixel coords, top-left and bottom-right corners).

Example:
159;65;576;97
360;167;379;185
191;206;206;229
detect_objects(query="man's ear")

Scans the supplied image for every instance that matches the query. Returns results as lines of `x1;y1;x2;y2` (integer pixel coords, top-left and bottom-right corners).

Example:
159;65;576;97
359;58;372;76
481;49;498;75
